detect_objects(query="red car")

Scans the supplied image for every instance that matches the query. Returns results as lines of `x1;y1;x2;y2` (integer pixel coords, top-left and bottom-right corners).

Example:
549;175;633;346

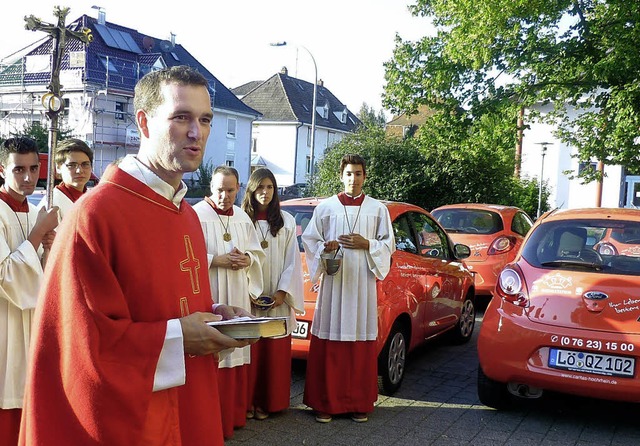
281;198;476;395
477;208;640;408
431;204;533;301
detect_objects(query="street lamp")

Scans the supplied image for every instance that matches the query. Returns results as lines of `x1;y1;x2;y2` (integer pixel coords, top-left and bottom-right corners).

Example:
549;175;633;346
270;41;317;179
535;142;550;218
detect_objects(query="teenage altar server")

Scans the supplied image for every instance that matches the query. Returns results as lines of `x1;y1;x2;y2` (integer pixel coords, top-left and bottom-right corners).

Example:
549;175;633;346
37;138;94;220
301;153;395;424
20;66;252;446
0;137;58;445
193;165;264;440
241;168;304;421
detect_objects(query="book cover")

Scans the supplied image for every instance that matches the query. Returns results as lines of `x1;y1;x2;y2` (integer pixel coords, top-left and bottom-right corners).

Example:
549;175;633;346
207;316;288;339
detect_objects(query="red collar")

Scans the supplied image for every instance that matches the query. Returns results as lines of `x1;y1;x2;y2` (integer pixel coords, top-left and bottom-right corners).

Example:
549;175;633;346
338;192;365;206
255;210;268;220
205;197;234;216
0;187;29;212
56;183;85;203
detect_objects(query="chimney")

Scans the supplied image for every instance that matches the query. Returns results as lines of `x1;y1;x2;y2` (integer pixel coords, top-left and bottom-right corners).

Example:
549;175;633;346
317;79;324;87
280;66;288;76
93;6;106;25
170;32;176;46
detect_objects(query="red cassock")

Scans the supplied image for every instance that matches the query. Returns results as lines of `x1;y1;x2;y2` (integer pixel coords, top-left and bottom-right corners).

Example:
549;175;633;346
19;166;223;445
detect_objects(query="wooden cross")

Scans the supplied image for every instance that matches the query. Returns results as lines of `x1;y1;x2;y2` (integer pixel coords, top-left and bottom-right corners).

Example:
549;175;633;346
24;6;92;209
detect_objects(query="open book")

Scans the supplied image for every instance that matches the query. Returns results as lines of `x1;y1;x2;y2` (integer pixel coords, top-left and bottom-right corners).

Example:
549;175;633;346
207;316;288;339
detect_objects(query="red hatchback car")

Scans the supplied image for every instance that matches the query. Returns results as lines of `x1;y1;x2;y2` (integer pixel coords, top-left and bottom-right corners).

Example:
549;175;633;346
431;204;533;301
477;208;640;408
281;198;476;395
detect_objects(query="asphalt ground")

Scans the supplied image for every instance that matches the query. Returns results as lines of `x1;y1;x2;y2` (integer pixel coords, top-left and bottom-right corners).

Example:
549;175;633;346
227;311;640;446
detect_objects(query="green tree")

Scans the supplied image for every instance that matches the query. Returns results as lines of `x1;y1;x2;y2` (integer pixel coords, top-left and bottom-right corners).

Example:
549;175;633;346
311;127;430;208
384;0;640;181
3;121;73;152
356;103;387;129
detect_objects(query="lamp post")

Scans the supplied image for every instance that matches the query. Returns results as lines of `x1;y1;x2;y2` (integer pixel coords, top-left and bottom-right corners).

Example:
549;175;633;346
270;41;317;179
536;142;550;218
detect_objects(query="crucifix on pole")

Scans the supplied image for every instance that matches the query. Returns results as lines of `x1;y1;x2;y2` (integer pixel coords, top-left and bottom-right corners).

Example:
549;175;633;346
24;6;92;209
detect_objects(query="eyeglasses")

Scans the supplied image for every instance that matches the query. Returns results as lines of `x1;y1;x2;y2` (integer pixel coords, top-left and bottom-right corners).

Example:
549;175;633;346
64;162;92;171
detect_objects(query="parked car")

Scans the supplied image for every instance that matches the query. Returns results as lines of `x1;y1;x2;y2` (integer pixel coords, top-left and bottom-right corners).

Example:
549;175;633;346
279;183;307;201
281;197;476;395
477;208;640;409
594;227;640;257
431;204;533;301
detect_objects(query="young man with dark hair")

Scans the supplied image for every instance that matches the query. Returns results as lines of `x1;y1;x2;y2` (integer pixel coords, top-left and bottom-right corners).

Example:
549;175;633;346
20;66;251;446
37;138;94;219
0;137;58;445
301;153;395;423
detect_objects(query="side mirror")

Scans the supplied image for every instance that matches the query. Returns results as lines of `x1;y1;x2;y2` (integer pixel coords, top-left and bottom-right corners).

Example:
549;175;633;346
454;243;471;260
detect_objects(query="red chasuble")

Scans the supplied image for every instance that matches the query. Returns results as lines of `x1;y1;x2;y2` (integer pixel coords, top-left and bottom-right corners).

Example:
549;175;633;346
20;165;223;446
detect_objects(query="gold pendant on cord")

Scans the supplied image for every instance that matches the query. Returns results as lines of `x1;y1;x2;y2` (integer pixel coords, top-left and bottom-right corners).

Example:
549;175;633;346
223;233;232;242
261;240;269;249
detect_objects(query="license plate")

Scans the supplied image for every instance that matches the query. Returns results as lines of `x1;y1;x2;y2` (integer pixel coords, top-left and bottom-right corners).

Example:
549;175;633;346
292;321;309;339
549;348;635;378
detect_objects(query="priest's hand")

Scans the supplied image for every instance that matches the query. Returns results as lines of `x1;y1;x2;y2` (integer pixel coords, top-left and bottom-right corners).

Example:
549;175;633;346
214;304;254;320
180;312;251;355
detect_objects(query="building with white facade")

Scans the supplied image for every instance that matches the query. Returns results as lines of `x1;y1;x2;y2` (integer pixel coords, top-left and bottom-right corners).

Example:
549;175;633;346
233;67;361;188
0;11;259;188
520;103;628;210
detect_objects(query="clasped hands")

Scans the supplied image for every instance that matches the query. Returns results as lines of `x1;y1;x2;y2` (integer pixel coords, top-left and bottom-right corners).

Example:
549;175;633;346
324;233;369;253
215;247;250;270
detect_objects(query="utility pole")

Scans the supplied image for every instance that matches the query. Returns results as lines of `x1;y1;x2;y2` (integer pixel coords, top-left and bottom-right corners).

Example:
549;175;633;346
24;6;92;208
535;142;550;218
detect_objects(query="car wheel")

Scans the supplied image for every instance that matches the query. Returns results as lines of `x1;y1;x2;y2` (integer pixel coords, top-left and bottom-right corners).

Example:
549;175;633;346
477;365;513;410
449;295;475;344
377;322;407;395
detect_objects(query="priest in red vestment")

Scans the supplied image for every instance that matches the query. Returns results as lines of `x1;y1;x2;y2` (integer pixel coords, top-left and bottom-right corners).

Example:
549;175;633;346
19;66;251;446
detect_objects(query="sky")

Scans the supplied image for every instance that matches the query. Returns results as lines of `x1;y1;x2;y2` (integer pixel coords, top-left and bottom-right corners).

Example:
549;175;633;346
0;0;433;120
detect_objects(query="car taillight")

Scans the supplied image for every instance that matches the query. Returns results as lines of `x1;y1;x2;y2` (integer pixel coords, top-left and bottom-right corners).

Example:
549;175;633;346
596;242;617;256
496;267;529;307
487;236;516;255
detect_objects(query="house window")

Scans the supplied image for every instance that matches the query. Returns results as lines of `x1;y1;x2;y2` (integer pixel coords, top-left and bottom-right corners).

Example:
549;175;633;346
578;161;597;175
225;159;234;167
307;127;312;147
227;118;236;138
251;138;257;153
63;98;70;118
322;103;329;119
328;131;337;146
115;101;126;121
99;55;118;73
306;155;311;174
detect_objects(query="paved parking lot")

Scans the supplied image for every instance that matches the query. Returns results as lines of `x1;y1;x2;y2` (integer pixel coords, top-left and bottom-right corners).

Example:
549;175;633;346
227;312;640;445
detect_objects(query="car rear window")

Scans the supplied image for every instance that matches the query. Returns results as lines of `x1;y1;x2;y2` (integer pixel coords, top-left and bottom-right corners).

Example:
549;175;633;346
282;205;314;251
432;209;503;235
521;219;640;275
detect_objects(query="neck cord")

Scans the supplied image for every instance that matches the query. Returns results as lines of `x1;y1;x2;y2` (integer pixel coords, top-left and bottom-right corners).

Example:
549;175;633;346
12;209;28;241
343;201;362;234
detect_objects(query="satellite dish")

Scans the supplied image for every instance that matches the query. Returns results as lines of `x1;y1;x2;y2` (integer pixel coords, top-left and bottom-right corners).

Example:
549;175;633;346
142;36;155;52
159;40;174;52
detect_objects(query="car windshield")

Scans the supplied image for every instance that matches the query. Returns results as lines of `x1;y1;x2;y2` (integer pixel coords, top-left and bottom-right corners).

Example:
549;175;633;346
432;209;503;234
282;205;314;252
521;219;640;275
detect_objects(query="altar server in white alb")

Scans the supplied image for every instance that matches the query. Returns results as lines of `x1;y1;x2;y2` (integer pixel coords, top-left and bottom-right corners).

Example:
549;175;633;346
241;168;304;421
193;165;264;440
301;153;395;424
37;138;93;220
0;137;58;444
